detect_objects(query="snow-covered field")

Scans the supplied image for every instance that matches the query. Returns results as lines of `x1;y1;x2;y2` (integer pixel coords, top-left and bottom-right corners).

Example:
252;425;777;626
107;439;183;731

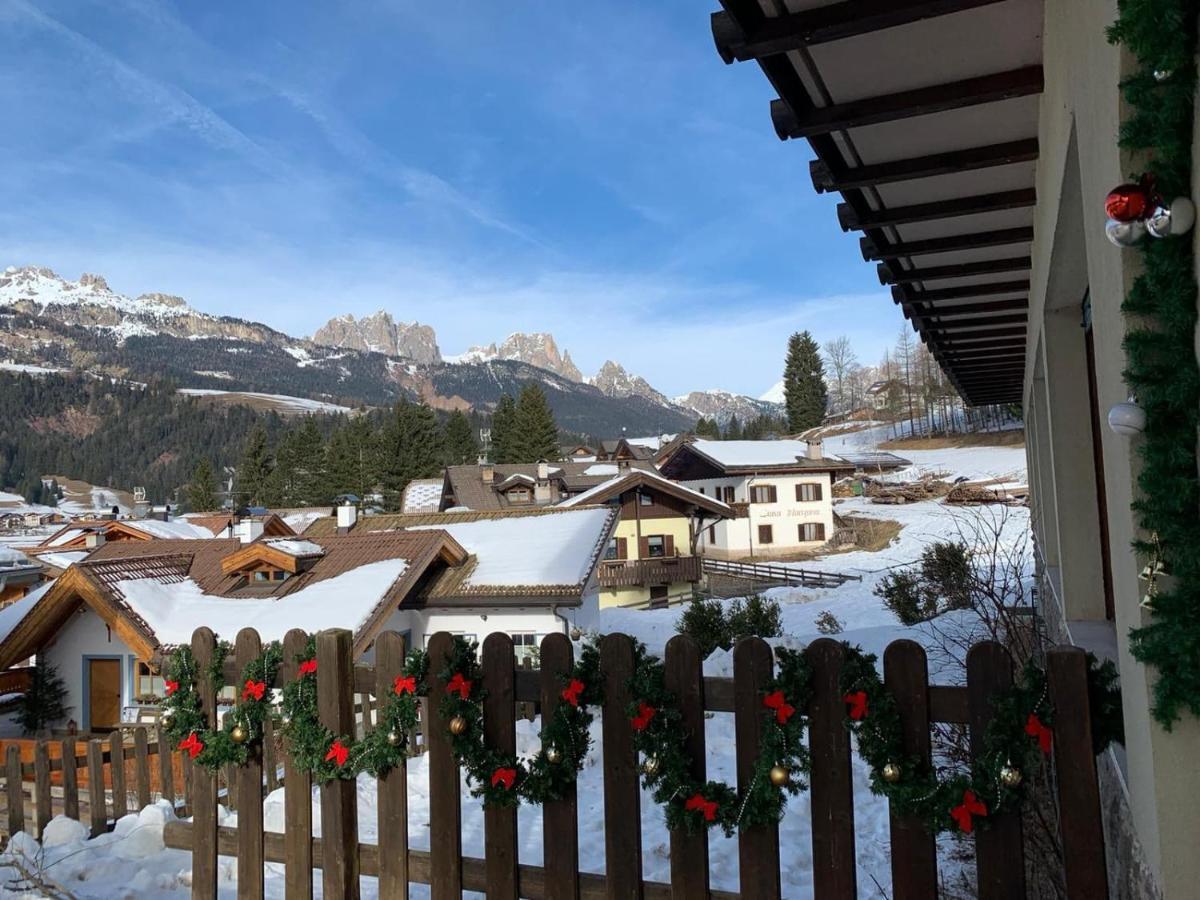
0;439;1029;898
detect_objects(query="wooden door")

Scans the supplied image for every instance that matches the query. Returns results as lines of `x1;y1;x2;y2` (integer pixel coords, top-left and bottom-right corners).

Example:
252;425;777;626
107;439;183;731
88;659;121;732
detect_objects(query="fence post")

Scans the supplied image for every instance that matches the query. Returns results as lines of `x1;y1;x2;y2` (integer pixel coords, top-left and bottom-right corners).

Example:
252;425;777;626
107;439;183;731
34;740;50;840
62;738;79;822
665;634;709;899
375;630;410;900
1046;647;1108;900
482;633;518;899
87;739;106;838
109;730;127;821
317;628;359;900
539;633;579;900
263;714;279;796
191;627;219;900
883;640;938;899
236;628;266;900
600;633;642;900
807;638;856;900
281;629;313;900
967;641;1025;899
734;637;781;899
134;727;151;810
6;744;23;836
157;724;175;810
425;632;462;900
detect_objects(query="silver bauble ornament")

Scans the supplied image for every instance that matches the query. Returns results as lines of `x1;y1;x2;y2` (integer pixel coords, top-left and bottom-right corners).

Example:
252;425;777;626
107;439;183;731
231;724;247;744
387;730;402;747
545;746;563;764
641;754;661;777
881;762;901;784
1105;217;1147;247
449;715;468;736
1154;69;1172;82
999;763;1023;788
1107;400;1146;436
769;765;790;787
160;709;174;728
1146;196;1196;238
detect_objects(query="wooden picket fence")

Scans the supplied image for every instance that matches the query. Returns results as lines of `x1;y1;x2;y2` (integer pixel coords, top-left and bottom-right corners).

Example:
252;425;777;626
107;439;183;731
139;626;1108;900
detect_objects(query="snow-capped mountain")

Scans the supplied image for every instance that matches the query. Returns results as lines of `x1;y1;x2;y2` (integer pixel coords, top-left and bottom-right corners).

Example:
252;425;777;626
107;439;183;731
312;311;440;364
448;332;583;382
760;379;785;404
588;360;671;406
675;389;783;424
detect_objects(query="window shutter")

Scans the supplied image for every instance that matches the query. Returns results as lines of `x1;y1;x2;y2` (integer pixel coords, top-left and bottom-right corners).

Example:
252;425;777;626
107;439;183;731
758;524;773;544
639;537;650;558
816;523;826;540
795;484;803;502
768;485;778;503
664;534;675;556
616;537;628;560
815;483;823;501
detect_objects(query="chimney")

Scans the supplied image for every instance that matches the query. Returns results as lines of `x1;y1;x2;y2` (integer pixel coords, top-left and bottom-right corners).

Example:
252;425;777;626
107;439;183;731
236;519;264;544
84;532;106;549
536;460;550;481
806;439;824;461
336;502;358;534
481;464;495;484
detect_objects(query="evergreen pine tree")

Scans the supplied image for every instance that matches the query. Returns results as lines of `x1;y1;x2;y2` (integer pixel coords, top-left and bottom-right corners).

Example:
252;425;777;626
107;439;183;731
16;663;70;734
512;384;560;462
724;415;743;440
380;400;444;508
490;394;517;463
783;331;828;433
443;409;480;465
236;427;271;507
291;416;330;504
187;458;220;511
325;417;379;500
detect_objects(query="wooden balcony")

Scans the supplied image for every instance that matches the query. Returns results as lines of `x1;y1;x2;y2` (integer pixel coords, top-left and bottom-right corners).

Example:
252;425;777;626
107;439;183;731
597;555;703;588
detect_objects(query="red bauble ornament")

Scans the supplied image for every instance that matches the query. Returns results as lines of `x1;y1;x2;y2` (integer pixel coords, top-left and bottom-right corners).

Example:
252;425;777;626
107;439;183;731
1105;183;1150;222
491;767;517;790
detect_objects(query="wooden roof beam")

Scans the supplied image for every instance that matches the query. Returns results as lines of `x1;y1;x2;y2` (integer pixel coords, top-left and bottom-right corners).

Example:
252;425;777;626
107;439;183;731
811;138;1038;192
892;281;1029;305
881;256;1032;285
921;313;1028;331
771;66;1042;140
938;345;1026;361
862;227;1034;260
839;189;1035;231
927;325;1026;342
713;0;1006;62
902;297;1029;319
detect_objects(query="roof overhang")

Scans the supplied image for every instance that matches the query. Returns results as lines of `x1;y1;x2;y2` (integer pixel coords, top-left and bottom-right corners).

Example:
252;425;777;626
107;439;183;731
713;0;1041;406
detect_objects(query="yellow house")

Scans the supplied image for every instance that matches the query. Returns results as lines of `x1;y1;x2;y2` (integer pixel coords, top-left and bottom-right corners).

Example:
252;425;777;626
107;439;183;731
560;467;732;609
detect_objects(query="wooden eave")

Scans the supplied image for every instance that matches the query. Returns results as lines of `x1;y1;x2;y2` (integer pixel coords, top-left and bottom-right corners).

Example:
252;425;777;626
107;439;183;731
715;0;1041;406
220;543;311;576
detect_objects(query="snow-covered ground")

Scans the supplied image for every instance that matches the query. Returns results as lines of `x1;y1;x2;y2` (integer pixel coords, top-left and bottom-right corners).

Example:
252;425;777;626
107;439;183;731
178;389;352;415
0;439;1029;898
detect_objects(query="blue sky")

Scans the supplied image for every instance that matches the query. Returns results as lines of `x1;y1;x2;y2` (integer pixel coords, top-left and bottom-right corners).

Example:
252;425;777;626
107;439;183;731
0;0;904;397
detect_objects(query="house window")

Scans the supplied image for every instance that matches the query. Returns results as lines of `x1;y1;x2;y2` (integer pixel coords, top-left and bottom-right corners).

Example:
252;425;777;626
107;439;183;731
796;483;822;502
136;663;165;702
758;525;773;545
507;487;532;504
750;485;777;504
605;538;619;561
799;523;826;542
722;486;736;504
251;569;288;583
638;493;653;506
646;535;666;558
511;632;538;663
698;487;705;495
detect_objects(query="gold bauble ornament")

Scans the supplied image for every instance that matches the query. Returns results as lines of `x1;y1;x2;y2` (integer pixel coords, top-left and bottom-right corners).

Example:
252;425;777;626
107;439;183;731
230;724;247;744
449;715;468;736
881;762;901;784
769;765;790;787
387;730;402;747
159;709;174;728
641;754;661;777
569;626;583;641
999;763;1023;788
545;746;563;764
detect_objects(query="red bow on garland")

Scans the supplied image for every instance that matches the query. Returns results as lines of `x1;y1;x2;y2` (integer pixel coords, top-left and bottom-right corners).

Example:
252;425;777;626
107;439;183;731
491;767;517;790
1025;713;1052;755
561;678;585;707
298;659;317;677
950;789;988;833
685;793;719;822
178;732;204;759
843;690;869;720
164;680;179;697
242;679;266;702
393;674;417;695
325;740;350;767
763;690;796;724
446;672;472;700
631;702;656;731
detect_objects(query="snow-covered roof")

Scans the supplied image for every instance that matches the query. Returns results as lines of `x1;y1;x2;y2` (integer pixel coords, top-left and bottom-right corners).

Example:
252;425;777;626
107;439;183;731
36;551;89;571
0;546;31;569
125;519;216;540
0;582;50;646
624;434;676;451
263;538;325;558
117;559;409;645
581;464;619;476
685;440;852;471
559;468;733;516
408;507;614;589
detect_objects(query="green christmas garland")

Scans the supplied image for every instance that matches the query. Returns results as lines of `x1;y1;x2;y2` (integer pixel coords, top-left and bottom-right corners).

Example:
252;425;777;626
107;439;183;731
1107;0;1200;725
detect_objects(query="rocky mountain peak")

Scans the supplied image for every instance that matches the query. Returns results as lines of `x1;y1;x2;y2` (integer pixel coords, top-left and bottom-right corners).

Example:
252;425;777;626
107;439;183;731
491;332;583;381
590;359;670;406
312;310;441;364
79;273;110;292
136;292;188;309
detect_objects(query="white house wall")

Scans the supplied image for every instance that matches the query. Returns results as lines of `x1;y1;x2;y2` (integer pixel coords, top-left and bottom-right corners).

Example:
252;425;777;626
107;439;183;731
41;606;136;731
368;601;588;659
682;473;835;557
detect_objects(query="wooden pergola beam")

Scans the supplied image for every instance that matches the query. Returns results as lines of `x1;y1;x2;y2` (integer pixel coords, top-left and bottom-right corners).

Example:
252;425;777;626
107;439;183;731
948;356;1026;370
839;189;1035;231
927;325;1026;342
713;0;1006;63
811;138;1038;193
881;256;1032;285
939;345;1026;360
862;227;1034;260
893;281;1029;304
923;314;1028;332
771;66;1042;140
903;297;1029;319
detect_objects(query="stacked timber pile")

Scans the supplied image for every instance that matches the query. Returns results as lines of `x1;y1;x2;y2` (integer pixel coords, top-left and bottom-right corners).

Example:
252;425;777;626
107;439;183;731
866;476;951;504
945;479;1029;505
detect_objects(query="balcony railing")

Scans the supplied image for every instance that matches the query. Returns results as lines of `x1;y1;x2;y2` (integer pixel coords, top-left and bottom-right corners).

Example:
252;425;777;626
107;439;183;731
597;555;703;588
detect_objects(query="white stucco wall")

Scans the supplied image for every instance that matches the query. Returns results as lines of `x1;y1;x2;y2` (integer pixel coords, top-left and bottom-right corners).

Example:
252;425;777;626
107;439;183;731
41;607;136;731
683;473;834;556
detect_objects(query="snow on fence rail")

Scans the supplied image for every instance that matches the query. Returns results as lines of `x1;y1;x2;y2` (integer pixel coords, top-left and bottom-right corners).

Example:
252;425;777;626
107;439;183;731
2;627;1108;899
701;557;861;589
